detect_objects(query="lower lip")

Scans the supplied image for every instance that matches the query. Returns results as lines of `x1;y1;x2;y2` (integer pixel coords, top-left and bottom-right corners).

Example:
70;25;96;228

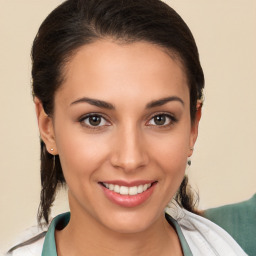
101;183;156;208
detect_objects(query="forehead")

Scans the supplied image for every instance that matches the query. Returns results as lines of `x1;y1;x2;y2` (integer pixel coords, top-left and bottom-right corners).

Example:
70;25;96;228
57;40;189;106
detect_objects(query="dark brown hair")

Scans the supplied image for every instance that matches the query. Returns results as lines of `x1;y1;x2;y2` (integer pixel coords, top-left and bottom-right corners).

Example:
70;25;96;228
32;0;204;225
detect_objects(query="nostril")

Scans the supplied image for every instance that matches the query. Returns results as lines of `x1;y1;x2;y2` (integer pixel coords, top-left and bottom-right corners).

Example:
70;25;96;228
110;153;149;172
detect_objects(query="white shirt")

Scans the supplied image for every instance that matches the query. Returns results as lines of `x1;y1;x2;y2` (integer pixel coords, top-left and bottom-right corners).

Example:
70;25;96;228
7;206;247;256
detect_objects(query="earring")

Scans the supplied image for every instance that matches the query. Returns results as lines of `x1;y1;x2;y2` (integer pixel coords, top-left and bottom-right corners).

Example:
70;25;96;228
50;148;54;151
185;158;191;175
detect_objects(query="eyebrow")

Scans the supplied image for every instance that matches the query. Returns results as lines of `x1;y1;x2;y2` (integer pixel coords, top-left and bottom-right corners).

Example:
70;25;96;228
146;96;184;108
70;96;184;110
70;97;115;109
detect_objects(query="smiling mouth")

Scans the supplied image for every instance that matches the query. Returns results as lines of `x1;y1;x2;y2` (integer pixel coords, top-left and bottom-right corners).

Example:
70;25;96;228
99;181;157;196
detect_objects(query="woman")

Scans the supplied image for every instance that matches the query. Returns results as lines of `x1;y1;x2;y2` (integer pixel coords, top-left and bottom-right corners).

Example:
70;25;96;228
8;0;247;255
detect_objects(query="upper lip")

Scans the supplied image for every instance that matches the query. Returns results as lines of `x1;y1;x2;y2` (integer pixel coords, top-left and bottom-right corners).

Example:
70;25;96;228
99;180;157;187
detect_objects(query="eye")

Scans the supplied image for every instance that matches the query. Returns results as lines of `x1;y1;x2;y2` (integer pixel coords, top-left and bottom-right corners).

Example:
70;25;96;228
147;114;176;126
80;114;110;127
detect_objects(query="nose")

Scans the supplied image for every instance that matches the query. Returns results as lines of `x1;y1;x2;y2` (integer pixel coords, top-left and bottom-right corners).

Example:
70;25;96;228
110;125;149;172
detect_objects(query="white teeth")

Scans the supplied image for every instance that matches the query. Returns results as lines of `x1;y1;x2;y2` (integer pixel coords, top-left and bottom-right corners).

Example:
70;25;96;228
103;182;109;189
103;182;152;195
129;186;138;195
114;185;120;193
120;186;129;195
137;185;143;193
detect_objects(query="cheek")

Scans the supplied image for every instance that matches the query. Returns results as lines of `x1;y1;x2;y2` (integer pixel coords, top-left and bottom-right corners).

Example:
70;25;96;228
54;124;110;181
153;141;188;183
147;122;191;199
149;128;191;170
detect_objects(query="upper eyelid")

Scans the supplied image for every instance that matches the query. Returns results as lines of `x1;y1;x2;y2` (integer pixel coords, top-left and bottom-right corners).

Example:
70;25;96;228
147;112;176;120
79;112;110;121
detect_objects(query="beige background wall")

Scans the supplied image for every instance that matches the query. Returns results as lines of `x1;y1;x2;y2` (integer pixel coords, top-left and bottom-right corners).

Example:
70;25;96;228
0;0;255;252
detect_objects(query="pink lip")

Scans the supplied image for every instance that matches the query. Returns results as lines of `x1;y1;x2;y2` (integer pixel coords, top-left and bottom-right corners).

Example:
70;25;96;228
100;181;157;208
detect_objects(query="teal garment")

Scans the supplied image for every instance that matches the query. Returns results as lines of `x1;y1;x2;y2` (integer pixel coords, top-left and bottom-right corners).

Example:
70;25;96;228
204;194;256;256
165;213;193;255
42;212;193;256
42;212;70;255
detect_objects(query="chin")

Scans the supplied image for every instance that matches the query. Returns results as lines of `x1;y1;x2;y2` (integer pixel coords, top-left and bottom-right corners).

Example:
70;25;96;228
99;208;163;234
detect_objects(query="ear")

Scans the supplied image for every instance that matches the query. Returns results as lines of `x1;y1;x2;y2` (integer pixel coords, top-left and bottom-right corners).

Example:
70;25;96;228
34;97;58;155
188;102;202;157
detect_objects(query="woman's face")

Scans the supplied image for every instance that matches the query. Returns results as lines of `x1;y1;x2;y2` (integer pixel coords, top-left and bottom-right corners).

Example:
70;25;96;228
40;40;199;233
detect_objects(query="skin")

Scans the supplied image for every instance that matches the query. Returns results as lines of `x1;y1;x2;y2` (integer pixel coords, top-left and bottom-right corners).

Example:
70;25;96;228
35;40;201;256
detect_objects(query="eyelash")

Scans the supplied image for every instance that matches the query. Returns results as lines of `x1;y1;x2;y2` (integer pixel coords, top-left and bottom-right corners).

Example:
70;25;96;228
79;112;177;129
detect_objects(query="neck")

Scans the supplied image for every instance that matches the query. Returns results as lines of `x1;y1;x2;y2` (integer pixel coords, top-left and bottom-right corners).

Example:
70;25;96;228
55;209;182;256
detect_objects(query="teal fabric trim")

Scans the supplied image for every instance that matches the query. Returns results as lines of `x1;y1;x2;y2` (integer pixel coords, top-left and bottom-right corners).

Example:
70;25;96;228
42;212;192;255
42;212;70;256
204;194;256;256
165;213;193;256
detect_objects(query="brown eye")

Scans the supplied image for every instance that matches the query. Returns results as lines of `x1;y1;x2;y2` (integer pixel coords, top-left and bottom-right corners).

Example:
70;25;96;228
88;116;101;126
80;114;109;127
153;115;166;125
147;114;176;127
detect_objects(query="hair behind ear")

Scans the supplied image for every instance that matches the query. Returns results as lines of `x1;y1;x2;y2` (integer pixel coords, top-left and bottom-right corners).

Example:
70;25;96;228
38;140;65;226
175;175;199;213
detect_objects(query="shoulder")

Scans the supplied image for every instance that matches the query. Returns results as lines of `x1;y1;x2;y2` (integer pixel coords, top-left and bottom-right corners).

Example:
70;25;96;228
6;228;46;256
204;194;256;224
203;194;256;255
204;194;256;219
166;204;248;255
7;236;44;256
7;212;70;256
